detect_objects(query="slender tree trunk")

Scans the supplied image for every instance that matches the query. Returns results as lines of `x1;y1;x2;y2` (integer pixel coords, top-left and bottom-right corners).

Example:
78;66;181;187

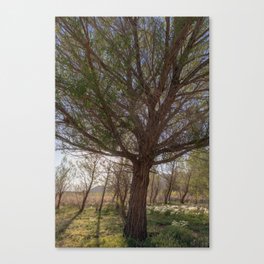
152;187;159;204
112;189;117;203
180;173;191;204
79;179;94;213
56;192;63;210
168;188;173;203
118;186;128;222
124;161;151;241
98;171;110;213
115;193;120;210
164;184;172;204
164;191;169;204
119;196;127;221
180;192;188;204
152;179;160;204
79;191;89;212
195;191;198;204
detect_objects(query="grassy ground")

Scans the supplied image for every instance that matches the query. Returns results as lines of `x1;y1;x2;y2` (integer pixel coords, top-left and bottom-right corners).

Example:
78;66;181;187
55;204;209;248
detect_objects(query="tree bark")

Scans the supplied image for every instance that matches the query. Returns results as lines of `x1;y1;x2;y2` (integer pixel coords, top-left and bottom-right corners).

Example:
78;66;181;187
124;161;151;241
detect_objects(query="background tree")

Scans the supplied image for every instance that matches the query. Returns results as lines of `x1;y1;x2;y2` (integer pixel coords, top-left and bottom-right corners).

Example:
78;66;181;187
75;154;100;212
161;160;178;204
111;158;131;220
179;171;192;204
148;171;161;205
187;148;209;204
97;164;111;214
55;157;71;210
56;17;209;240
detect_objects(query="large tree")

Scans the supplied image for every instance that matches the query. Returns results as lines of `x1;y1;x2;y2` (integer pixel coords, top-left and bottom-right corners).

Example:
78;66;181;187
56;17;209;241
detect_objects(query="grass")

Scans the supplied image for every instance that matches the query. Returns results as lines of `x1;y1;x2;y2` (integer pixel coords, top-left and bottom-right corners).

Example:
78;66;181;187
56;204;209;248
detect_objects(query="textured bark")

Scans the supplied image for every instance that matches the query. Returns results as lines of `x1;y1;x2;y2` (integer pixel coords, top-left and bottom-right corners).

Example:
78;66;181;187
124;161;151;241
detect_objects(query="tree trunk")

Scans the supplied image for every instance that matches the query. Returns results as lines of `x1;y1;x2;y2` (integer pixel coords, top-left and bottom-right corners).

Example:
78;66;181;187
180;173;191;204
124;161;151;241
98;170;110;213
112;189;117;203
79;191;89;212
168;188;173;203
164;191;169;204
164;184;172;204
56;192;63;210
152;179;160;204
118;186;128;222
195;191;198;204
115;193;120;210
79;179;94;213
180;192;188;204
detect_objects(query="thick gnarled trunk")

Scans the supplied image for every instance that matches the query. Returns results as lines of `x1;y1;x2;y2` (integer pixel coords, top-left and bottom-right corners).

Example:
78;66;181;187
124;161;151;241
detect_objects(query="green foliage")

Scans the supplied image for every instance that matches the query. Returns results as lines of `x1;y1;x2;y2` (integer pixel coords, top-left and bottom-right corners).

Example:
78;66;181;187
56;17;209;160
188;148;209;201
153;225;206;247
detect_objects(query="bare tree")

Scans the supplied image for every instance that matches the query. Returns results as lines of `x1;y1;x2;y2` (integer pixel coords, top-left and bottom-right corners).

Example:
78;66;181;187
97;163;111;213
56;17;209;240
55;157;71;210
76;155;100;213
